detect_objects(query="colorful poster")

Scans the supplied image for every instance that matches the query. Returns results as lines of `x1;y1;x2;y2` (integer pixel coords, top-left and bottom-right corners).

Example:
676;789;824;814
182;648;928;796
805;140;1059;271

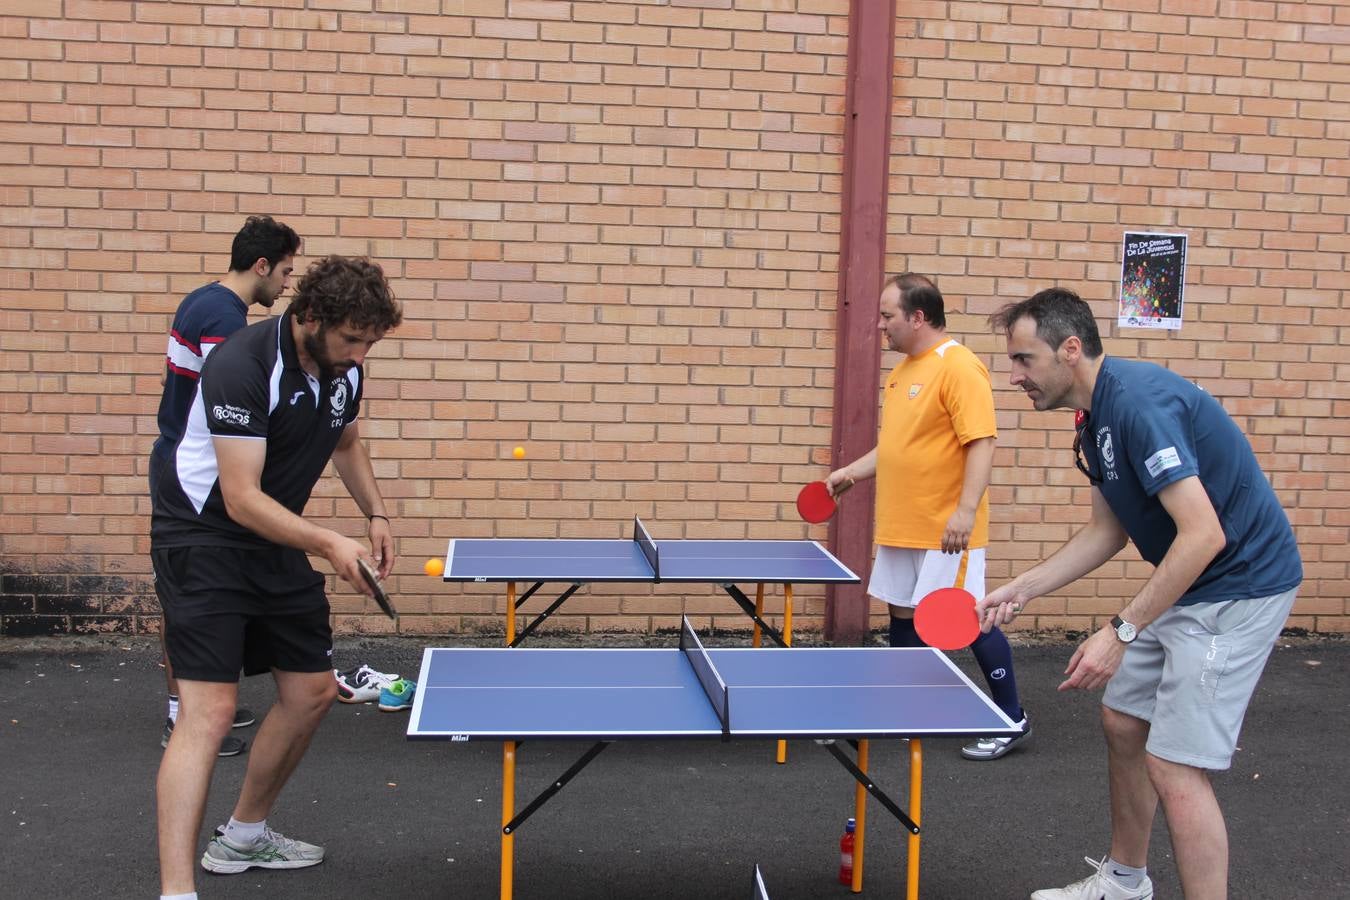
1119;232;1187;330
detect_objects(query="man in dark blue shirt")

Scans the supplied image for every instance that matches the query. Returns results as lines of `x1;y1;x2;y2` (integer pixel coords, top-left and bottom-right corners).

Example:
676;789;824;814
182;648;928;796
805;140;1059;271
151;255;402;900
151;215;300;757
981;288;1301;900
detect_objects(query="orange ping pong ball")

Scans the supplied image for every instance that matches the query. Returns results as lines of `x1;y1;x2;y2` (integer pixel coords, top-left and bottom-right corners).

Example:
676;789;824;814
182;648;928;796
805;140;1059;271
424;558;444;577
512;446;525;459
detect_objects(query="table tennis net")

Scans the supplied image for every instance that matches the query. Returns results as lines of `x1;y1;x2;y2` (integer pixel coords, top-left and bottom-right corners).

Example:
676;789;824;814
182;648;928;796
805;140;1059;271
679;616;729;737
633;516;660;580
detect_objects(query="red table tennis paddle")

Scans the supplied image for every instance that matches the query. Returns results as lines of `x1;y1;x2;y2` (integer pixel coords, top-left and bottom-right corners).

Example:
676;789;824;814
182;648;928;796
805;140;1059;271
913;587;979;650
796;478;854;524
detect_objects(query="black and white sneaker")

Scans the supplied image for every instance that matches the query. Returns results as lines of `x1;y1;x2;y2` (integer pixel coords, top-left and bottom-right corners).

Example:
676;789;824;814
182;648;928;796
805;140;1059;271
334;664;399;704
960;714;1030;760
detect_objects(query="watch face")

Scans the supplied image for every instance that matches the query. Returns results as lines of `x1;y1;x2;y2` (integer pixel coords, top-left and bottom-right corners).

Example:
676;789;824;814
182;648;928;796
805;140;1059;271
1117;621;1137;643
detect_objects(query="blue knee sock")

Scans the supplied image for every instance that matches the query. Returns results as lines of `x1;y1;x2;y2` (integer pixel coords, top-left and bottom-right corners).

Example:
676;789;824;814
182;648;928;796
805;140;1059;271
969;627;1023;721
888;616;927;648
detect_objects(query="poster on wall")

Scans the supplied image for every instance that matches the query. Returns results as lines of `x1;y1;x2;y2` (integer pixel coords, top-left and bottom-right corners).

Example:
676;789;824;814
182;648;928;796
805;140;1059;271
1118;231;1187;330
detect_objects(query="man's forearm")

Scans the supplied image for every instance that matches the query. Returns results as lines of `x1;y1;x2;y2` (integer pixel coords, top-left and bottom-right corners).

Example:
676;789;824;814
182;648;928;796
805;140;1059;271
842;447;878;482
956;436;995;512
1117;531;1220;631
1013;493;1129;601
1015;525;1123;599
331;439;387;520
221;487;339;559
1118;477;1226;630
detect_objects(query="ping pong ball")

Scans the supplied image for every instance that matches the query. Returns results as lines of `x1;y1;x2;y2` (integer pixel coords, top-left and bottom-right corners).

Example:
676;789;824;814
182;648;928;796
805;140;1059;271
424;558;444;577
512;446;525;459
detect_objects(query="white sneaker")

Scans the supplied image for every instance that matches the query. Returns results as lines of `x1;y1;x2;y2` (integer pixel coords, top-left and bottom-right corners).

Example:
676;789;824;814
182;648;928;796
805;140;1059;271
1031;857;1153;900
201;826;325;874
333;664;398;704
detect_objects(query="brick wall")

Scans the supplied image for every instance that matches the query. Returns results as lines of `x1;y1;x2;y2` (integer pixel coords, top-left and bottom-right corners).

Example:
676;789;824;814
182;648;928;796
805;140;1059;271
883;1;1349;635
0;0;1344;639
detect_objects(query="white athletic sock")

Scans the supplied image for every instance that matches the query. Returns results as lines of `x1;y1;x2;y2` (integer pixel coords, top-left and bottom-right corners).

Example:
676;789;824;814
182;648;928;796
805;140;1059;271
223;817;266;847
167;695;179;723
1105;857;1147;889
161;893;197;900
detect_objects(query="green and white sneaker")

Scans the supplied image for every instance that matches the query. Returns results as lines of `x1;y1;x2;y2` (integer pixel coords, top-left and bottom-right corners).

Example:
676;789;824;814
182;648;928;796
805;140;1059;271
200;827;325;874
378;678;417;712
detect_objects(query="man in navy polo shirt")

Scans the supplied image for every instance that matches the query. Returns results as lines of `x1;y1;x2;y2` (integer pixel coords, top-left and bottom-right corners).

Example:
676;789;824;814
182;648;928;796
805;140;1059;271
151;255;402;900
980;288;1301;900
151;214;301;757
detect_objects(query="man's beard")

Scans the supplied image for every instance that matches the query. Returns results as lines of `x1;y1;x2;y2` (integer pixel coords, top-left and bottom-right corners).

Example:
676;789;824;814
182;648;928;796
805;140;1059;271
253;282;278;308
303;327;341;380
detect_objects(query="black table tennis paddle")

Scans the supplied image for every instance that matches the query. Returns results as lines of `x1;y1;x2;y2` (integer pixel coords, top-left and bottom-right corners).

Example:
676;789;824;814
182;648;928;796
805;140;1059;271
357;557;397;621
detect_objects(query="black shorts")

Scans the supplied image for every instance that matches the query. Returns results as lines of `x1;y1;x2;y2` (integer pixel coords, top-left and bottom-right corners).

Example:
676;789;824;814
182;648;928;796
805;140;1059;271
151;544;333;683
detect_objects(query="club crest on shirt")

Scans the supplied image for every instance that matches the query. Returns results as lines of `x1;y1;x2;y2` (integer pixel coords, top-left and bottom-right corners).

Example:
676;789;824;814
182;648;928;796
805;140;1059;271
1095;426;1119;481
908;383;923;399
329;380;348;418
328;379;350;428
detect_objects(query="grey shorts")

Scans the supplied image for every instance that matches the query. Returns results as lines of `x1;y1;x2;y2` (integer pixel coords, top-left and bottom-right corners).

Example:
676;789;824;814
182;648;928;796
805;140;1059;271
1103;586;1297;770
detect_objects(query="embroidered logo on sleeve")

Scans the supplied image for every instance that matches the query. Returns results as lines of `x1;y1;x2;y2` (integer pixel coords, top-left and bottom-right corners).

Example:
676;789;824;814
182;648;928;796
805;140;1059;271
1144;446;1182;478
211;404;251;427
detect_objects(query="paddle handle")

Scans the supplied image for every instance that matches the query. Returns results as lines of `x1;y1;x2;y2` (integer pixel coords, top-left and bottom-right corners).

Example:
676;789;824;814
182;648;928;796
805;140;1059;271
830;476;856;499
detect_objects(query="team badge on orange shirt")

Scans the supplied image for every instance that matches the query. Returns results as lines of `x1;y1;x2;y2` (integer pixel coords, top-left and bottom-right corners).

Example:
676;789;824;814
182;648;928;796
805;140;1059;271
908;383;923;399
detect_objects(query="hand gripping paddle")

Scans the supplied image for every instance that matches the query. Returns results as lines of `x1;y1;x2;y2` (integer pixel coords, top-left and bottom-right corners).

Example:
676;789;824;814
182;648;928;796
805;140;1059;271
357;557;398;621
795;478;854;524
913;587;980;650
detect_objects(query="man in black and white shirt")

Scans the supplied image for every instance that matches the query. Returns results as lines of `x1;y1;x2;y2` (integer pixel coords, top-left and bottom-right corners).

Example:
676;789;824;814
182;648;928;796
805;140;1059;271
151;255;402;900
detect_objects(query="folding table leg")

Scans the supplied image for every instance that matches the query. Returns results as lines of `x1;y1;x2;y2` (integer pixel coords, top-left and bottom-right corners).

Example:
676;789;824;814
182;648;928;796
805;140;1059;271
752;583;764;647
776;584;793;763
851;738;869;893
907;739;923;900
501;740;516;900
505;582;516;647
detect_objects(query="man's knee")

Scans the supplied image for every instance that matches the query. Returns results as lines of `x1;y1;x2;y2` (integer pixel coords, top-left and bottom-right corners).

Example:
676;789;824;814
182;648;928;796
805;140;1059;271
1145;752;1212;800
176;684;241;739
277;670;339;720
1101;705;1149;751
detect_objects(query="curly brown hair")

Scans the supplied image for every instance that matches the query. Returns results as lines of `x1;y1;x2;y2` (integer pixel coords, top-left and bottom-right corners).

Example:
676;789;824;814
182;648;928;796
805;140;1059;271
288;256;402;332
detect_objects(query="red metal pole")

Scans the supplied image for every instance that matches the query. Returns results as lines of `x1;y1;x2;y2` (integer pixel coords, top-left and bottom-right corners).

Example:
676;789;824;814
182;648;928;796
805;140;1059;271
826;0;897;644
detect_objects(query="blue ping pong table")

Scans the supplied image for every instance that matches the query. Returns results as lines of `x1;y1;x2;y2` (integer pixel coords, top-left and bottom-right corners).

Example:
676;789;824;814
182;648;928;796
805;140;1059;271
409;618;1019;900
443;517;859;650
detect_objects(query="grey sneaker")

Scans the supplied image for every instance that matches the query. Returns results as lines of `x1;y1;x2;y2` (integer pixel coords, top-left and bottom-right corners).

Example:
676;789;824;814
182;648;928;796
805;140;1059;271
961;714;1030;761
1031;856;1153;899
201;827;325;874
161;718;247;757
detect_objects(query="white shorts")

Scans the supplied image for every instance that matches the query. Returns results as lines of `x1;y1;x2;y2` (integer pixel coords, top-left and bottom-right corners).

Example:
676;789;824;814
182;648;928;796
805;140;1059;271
867;545;986;609
1103;586;1298;771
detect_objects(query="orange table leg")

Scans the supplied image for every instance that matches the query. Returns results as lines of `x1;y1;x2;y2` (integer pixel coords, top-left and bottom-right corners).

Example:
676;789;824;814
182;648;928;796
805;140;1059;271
906;738;923;900
776;584;793;763
501;741;516;900
505;582;516;647
851;738;869;892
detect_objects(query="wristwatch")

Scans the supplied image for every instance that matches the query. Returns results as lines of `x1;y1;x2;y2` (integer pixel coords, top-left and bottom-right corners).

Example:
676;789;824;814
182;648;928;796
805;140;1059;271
1110;614;1138;644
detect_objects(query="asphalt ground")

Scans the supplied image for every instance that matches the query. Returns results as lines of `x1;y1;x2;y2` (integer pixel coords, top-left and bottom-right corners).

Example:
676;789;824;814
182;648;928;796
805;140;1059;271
1;632;1346;899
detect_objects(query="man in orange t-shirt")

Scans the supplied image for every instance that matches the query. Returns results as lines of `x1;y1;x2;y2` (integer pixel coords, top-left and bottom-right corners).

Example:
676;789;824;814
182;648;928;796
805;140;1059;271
825;273;1029;760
